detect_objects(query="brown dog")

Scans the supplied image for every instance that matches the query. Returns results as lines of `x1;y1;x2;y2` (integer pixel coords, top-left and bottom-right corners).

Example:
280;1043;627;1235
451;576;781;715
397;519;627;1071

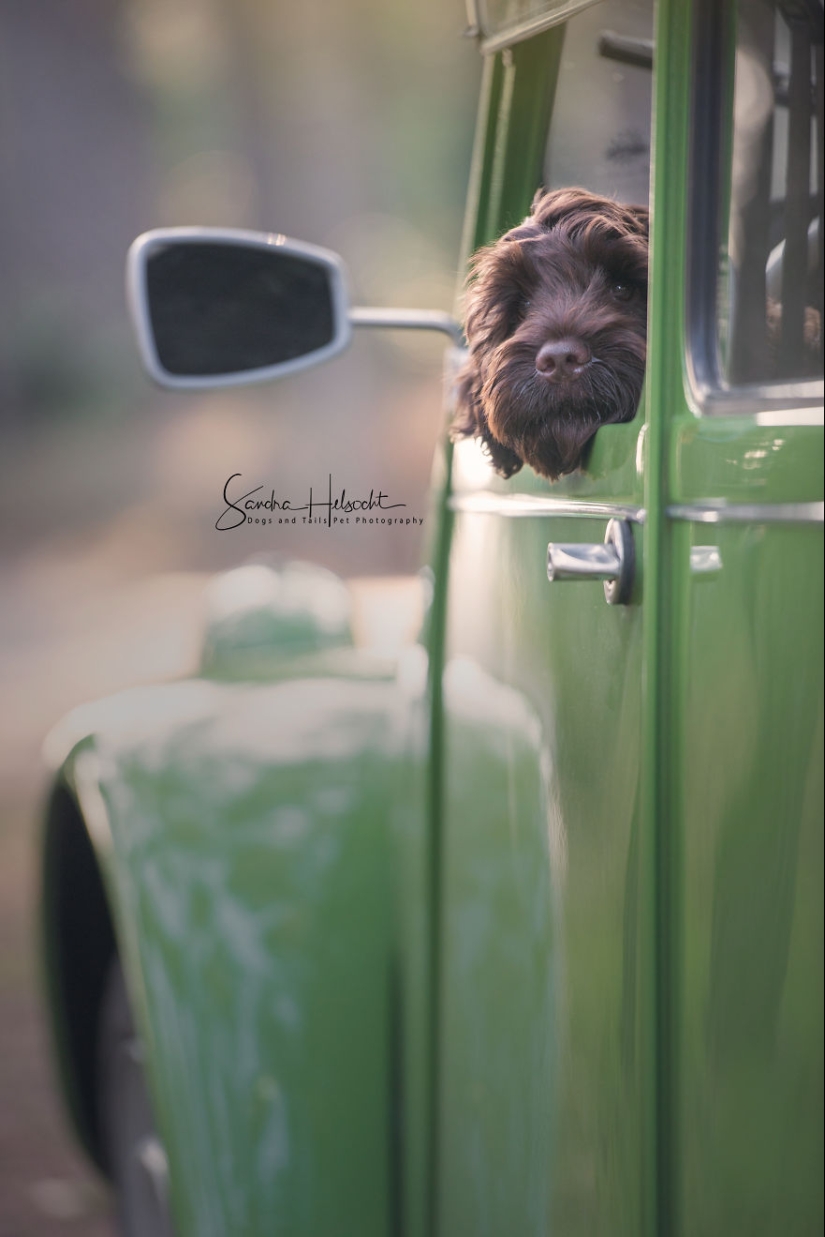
452;187;649;480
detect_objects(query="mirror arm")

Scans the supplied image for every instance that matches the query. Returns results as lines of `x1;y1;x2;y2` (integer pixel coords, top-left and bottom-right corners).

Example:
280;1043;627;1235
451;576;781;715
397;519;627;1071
349;306;464;347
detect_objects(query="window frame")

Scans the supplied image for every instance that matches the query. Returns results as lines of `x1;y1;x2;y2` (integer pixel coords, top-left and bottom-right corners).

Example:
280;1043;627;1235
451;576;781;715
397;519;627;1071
466;0;603;53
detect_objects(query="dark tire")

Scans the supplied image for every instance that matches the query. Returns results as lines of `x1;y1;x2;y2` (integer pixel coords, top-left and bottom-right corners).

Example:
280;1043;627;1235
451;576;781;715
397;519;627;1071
97;959;177;1237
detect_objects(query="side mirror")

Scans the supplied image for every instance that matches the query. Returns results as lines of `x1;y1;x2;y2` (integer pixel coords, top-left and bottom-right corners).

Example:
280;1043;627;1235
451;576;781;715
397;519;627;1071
127;228;352;389
127;226;463;389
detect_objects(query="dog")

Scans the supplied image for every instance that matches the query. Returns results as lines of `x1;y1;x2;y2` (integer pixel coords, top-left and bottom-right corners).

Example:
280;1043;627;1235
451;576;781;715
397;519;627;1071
452;187;650;481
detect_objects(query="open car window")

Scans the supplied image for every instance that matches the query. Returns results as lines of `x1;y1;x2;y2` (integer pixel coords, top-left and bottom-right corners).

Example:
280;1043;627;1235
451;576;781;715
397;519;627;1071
542;0;654;207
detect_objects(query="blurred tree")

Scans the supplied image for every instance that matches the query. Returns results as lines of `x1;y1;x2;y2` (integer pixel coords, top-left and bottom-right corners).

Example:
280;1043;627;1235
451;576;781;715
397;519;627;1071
0;0;478;427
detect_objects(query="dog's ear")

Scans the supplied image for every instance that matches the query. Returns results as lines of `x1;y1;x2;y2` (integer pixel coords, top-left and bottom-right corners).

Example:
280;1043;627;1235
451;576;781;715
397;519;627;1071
451;354;524;479
450;354;482;441
481;431;524;479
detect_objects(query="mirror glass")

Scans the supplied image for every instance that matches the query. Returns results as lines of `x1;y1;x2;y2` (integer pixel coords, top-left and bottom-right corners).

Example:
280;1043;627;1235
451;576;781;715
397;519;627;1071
144;240;338;377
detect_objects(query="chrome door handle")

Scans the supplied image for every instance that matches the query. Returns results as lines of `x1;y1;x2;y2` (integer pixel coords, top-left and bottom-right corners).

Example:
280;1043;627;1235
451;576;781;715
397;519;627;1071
547;517;635;605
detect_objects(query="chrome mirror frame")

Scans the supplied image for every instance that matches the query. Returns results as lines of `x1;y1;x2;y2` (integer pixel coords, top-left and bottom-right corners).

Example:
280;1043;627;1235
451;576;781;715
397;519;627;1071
126;226;353;390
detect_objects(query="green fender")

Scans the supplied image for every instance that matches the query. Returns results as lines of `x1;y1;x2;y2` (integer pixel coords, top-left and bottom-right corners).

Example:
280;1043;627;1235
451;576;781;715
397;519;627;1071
42;560;420;1237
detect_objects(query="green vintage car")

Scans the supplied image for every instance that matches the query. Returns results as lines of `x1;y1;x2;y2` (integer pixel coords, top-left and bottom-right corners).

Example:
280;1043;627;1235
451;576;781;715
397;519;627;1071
41;0;823;1234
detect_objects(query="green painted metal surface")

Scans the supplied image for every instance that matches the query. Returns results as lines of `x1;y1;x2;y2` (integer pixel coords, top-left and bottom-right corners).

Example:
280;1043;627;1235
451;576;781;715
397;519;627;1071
652;2;825;1233
433;17;655;1234
430;1;823;1234
668;518;823;1237
644;0;693;1227
51;644;401;1237
437;497;652;1234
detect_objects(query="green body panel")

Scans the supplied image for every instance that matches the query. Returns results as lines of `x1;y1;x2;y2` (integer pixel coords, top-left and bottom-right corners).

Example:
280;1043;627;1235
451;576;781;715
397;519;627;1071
671;418;824;504
669;517;823;1236
51;645;402;1237
653;6;825;1235
437;489;652;1234
644;0;693;1226
648;3;824;1232
432;1;824;1234
434;18;655;1234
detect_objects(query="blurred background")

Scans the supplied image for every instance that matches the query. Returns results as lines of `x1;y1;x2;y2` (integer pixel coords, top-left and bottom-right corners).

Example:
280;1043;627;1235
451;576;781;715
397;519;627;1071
0;1;479;1231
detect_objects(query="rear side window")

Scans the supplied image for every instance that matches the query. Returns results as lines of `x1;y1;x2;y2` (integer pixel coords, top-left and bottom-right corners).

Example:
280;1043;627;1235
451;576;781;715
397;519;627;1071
542;0;654;207
721;0;823;385
690;0;824;406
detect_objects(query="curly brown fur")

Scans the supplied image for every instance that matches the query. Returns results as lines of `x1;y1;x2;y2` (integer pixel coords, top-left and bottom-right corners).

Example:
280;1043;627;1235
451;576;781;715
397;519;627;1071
452;187;649;480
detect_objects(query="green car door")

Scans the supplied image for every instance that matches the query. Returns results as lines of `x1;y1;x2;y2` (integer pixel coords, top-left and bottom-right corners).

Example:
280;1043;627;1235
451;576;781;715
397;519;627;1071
436;3;657;1234
433;0;823;1235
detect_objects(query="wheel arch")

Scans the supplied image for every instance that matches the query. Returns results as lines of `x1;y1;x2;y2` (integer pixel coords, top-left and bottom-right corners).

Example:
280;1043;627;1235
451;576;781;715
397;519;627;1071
41;776;116;1174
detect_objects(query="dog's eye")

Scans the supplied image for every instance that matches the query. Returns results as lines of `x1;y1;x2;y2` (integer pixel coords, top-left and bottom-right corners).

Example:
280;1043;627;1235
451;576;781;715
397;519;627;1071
507;297;531;328
611;282;634;302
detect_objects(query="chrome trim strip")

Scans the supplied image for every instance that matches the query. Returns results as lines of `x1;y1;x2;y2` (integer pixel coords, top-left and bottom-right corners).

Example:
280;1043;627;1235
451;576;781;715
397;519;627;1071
667;501;824;524
754;408;824;427
448;492;647;522
450;493;823;524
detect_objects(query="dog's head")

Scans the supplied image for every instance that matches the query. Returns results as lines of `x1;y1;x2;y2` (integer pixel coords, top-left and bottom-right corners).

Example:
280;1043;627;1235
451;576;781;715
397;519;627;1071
453;187;649;480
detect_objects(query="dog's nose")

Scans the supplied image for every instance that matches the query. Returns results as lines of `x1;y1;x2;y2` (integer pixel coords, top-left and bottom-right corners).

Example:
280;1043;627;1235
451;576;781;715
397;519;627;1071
536;338;591;379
